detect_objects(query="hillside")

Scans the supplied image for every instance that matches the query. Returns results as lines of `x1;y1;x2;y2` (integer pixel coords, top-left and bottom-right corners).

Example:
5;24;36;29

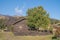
50;18;60;24
0;14;60;26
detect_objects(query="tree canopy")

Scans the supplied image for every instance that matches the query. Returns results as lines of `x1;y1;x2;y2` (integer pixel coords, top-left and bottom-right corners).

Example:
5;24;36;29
27;6;50;30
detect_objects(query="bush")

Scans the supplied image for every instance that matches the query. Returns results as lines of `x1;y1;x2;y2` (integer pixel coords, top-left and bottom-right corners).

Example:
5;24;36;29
52;36;57;40
8;25;14;31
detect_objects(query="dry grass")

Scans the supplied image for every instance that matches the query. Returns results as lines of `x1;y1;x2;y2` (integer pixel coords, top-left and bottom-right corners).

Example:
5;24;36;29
0;32;53;40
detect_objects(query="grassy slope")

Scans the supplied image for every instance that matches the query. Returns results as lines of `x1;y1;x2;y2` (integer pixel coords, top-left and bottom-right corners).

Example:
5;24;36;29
0;32;52;40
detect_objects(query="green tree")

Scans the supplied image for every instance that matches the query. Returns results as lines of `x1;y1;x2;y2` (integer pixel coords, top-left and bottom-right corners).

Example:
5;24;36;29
27;6;50;30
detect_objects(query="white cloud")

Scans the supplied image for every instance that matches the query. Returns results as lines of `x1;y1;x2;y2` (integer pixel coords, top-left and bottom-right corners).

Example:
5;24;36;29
14;6;24;16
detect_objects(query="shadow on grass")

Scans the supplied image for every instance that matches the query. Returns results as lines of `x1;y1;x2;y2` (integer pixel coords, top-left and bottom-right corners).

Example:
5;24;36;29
52;36;60;40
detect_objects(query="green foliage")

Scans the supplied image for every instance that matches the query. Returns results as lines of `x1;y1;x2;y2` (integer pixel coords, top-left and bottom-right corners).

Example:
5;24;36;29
0;19;6;30
49;26;53;31
0;18;14;31
8;25;14;31
27;6;50;29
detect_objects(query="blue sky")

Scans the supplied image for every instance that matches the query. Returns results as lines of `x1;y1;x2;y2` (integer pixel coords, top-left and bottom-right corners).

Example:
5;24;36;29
0;0;60;20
